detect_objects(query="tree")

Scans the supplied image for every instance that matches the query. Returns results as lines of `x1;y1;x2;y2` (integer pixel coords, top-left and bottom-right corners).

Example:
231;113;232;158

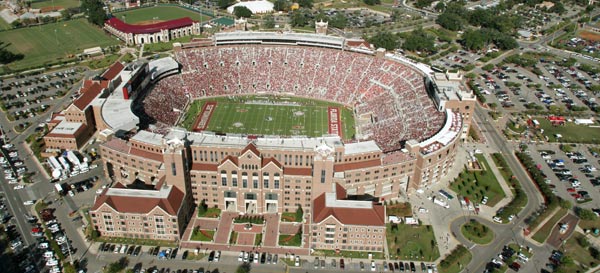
236;263;251;273
81;0;106;26
273;0;288;11
105;257;128;273
401;28;434;53
436;12;464;31
262;15;275;29
233;6;253;18
363;0;381;5
461;29;489;51
368;31;398;51
218;0;236;9
434;2;445;12
297;0;313;8
329;12;347;29
290;9;310;27
295;204;303;222
575;207;597;220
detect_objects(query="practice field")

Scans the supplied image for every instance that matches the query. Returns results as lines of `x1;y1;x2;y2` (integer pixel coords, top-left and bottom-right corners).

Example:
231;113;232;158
538;118;600;143
181;95;356;140
113;6;210;24
28;0;80;9
0;19;118;72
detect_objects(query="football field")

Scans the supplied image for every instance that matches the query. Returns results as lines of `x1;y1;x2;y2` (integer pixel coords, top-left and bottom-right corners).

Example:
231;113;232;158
182;96;356;139
0;19;118;72
113;6;212;24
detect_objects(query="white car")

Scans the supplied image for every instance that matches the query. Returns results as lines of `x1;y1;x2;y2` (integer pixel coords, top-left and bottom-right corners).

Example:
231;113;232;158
50;267;61;273
68;191;75;197
370;260;376;271
295;256;300;267
253;252;259;264
46;259;59;267
238;251;244;262
38;242;49;249
13;185;24;190
14;161;23;167
23;200;35;206
493;216;502;223
8;179;18;184
43;251;54;259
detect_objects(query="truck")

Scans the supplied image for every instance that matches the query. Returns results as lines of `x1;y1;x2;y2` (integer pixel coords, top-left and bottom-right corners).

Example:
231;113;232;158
54;183;64;195
433;196;450;209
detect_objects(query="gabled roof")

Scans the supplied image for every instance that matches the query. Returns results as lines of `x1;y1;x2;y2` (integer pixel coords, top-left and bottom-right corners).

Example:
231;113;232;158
241;142;261;157
102;62;124;81
73;82;103;110
220;155;238;166
312;184;385;226
91;185;184;215
261;157;282;169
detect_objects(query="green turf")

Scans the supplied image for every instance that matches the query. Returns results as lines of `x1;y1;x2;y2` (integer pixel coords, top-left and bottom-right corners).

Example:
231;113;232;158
113;6;209;24
0;17;11;30
449;154;506;207
438;245;472;273
387;223;440;261
0;19;118;72
28;0;80;9
538;118;600;143
560;232;600;272
181;95;356;140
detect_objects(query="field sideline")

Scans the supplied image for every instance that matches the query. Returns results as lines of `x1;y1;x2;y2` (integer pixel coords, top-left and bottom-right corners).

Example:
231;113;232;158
0;19;118;72
181;96;356;139
113;6;211;24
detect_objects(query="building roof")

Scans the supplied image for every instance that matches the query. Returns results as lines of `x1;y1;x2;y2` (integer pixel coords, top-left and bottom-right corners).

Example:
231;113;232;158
220;155;239;166
91;184;184;215
74;82;103;110
262;157;282;169
46;121;84;137
130;147;163;162
105;17;196;34
334;158;381;172
312;184;385;226
102;62;124;80
191;163;218;172
241;143;261;157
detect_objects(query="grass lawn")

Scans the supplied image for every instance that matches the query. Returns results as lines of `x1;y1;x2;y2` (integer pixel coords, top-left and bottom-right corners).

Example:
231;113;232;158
312;249;384;259
438;245;472;273
0;19;118;72
143;35;202;54
28;0;80;9
197;207;221;218
490;153;527;222
538;118;600;143
255;233;262;246
181;95;356;140
280;212;301;222
278;232;302;247
229;231;238;244
190;229;214;242
385;202;413;217
559;232;600;272
449;154;506;207
579;216;600;230
461;219;494;245
114;6;210;24
387;223;440;261
532;207;568;243
0;17;11;30
95;236;177;247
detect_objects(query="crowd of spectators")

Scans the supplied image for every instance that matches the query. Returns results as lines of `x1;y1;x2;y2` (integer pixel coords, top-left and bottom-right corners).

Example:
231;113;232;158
142;45;445;152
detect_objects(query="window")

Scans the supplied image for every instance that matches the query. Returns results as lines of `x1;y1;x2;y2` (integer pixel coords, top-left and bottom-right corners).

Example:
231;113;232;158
274;178;280;189
242;178;247;188
232;177;238;187
253;178;258;189
264;178;269;188
171;162;177;176
221;176;227;186
321;170;326;183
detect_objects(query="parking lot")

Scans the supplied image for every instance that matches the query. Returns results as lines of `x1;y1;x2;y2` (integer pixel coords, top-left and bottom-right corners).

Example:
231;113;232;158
529;144;600;210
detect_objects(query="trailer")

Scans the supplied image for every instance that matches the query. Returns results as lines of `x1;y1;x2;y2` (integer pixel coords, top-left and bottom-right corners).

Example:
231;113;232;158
433;196;450;209
57;156;70;171
47;157;62;171
54;183;64;195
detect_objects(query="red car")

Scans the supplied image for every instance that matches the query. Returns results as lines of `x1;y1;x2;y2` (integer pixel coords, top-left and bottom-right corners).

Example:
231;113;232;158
567;188;576;193
340;259;345;270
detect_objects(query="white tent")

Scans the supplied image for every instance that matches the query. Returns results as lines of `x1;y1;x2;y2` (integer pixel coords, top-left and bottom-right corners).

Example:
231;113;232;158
575;119;594;125
227;0;274;14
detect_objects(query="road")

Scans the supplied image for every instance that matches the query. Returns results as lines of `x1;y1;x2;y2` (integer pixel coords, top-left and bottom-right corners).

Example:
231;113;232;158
448;105;547;273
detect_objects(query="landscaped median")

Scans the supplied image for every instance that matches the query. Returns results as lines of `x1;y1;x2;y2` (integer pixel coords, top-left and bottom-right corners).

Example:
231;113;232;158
190;227;215;242
461;219;494;245
491;153;527;223
531;207;568;243
278;229;302;247
438;245;472;273
450;154;506;207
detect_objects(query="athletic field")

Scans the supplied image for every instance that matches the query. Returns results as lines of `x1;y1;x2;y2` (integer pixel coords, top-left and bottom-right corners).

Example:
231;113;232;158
28;0;80;10
113;6;211;24
0;19;118;72
181;96;356;140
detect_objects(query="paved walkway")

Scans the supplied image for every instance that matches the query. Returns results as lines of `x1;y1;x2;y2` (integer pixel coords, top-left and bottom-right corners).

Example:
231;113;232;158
214;212;236;244
263;213;279;247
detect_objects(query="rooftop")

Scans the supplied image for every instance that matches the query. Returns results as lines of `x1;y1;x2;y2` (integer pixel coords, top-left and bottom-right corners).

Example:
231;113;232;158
344;141;381;155
105;17;196;34
49;121;82;135
132;130;165;147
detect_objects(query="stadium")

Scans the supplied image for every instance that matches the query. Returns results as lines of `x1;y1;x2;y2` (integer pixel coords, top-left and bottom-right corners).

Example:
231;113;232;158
88;30;475;252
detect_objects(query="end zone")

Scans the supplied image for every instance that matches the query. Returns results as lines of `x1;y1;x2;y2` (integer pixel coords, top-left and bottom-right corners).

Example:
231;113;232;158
192;101;217;132
328;107;342;138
